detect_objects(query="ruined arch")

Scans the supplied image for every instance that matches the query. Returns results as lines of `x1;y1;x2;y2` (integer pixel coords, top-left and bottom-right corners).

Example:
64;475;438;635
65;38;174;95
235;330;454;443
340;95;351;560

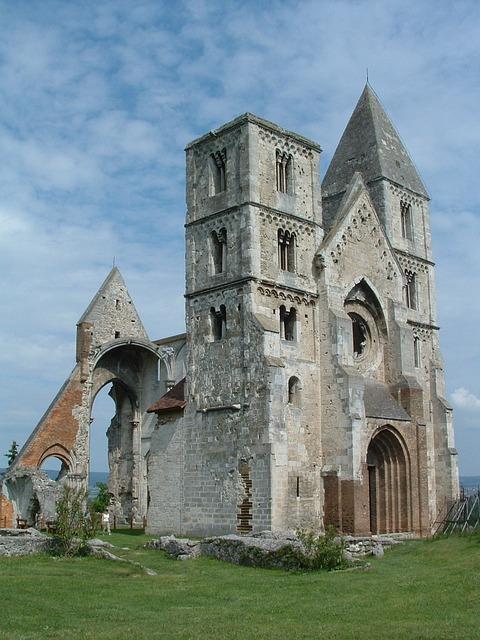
88;343;159;524
37;444;72;479
367;426;412;534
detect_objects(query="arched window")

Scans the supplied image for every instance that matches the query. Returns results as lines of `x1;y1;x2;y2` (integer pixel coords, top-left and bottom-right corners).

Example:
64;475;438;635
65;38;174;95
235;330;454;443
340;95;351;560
280;305;296;341
400;201;413;240
210;305;226;341
404;270;417;310
211;228;227;274
278;229;296;272
276;150;293;193
209;148;227;194
288;376;301;407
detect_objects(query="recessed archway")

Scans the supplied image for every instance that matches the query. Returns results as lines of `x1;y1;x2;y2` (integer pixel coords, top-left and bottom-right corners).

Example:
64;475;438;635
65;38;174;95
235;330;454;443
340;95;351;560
367;427;411;534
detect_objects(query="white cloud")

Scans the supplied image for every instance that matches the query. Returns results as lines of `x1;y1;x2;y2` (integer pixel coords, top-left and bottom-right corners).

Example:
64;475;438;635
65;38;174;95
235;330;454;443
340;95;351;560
0;0;479;472
451;388;480;411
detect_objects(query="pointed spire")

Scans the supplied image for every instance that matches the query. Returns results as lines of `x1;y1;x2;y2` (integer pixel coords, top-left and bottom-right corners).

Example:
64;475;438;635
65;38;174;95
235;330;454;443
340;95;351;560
323;84;428;199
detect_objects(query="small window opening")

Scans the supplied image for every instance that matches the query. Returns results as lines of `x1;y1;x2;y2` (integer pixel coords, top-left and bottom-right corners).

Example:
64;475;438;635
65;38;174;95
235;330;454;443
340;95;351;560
210;304;226;341
414;337;421;368
404;270;417;310
114;331;120;339
296;476;300;498
278;229;296;272
211;228;227;274
400;201;413;240
350;313;369;359
115;299;120;309
210;148;226;194
276;150;293;193
280;305;296;341
288;376;301;407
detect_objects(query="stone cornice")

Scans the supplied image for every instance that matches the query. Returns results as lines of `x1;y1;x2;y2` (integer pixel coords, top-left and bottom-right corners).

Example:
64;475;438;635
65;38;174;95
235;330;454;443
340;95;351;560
185;276;318;300
185;201;321;229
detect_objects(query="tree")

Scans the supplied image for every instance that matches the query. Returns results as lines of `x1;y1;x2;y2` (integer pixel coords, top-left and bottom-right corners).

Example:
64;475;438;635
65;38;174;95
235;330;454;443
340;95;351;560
89;482;111;513
5;441;18;466
55;485;97;556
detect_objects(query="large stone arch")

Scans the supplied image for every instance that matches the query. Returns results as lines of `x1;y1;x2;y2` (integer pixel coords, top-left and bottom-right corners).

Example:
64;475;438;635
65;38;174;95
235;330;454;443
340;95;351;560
367;426;412;533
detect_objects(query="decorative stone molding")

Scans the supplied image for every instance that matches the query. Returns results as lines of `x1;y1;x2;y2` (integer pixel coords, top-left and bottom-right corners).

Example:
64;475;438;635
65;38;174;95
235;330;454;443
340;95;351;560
397;254;429;274
258;209;315;236
388;184;425;206
257;127;314;158
193;131;240;159
256;285;316;307
328;203;399;281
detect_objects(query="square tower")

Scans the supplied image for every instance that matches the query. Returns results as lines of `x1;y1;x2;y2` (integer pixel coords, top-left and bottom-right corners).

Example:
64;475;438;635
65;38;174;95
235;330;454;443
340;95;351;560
182;114;324;535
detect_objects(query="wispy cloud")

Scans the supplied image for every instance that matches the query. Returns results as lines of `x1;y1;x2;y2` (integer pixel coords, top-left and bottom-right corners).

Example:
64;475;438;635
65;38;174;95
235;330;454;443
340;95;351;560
0;0;479;472
451;388;480;412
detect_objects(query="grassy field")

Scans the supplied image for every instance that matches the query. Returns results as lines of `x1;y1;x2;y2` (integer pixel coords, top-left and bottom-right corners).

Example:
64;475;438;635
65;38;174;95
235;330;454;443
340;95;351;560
0;530;479;640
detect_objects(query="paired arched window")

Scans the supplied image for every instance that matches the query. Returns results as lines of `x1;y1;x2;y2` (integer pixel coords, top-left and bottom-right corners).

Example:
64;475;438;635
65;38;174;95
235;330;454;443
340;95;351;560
278;229;296;272
211;228;227;274
210;305;226;341
404;270;417;310
280;305;296;341
276;150;293;193
209;148;227;194
400;200;413;240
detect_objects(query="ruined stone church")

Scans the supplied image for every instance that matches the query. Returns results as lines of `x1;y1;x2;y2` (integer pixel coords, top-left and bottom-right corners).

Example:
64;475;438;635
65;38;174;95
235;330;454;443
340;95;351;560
1;85;459;536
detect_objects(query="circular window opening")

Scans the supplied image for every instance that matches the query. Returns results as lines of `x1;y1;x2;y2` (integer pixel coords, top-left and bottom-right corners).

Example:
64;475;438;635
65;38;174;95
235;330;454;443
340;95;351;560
349;313;370;359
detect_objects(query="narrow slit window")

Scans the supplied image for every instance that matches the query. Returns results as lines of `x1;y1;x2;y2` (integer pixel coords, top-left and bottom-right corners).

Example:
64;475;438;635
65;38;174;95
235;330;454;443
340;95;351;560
414;337;421;368
296;476;300;498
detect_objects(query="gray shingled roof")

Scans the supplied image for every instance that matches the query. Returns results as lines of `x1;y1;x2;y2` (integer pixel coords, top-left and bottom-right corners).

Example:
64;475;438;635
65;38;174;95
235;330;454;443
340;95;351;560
364;380;411;422
322;84;428;199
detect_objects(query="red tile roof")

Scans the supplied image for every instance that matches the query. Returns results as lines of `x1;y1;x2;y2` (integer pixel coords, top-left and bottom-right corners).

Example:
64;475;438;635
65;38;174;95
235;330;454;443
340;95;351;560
147;378;186;413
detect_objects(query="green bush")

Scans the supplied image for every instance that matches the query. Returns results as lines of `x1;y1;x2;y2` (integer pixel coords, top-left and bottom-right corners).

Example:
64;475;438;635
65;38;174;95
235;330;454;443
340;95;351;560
54;485;97;556
89;482;111;513
295;526;348;571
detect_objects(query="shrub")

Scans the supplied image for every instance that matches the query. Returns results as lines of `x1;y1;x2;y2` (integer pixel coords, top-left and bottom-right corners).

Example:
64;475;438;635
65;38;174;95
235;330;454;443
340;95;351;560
54;485;97;556
89;482;111;513
296;526;348;571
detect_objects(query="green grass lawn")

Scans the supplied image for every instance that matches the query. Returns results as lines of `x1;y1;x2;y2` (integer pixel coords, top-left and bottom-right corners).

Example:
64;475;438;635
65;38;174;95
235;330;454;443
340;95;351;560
0;531;479;640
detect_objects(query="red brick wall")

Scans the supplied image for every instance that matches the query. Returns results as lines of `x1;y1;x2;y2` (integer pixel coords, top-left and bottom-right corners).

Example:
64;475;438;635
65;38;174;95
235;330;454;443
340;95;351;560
0;495;14;528
17;367;84;469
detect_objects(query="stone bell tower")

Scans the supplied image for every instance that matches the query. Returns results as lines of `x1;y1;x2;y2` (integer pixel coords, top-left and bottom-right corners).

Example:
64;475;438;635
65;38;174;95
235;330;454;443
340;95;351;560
182;114;324;535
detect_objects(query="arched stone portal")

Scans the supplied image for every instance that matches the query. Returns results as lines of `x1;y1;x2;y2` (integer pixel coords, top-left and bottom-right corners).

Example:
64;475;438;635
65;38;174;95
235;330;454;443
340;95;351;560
367;427;411;534
88;344;157;525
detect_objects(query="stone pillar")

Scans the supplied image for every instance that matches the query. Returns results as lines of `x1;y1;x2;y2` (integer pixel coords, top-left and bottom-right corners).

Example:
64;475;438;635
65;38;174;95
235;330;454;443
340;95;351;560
130;419;140;524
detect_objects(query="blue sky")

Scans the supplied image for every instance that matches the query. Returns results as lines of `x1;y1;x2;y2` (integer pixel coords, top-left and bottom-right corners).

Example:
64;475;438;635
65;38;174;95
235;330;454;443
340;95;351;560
1;0;479;475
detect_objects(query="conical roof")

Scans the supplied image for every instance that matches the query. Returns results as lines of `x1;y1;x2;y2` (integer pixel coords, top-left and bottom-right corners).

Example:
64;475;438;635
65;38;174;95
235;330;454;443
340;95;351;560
322;84;428;199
